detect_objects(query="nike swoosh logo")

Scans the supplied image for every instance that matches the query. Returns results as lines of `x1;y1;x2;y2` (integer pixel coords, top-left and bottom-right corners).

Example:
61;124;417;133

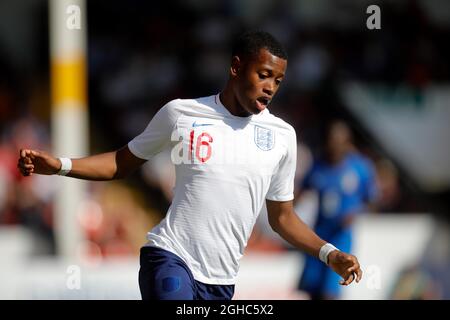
192;121;213;127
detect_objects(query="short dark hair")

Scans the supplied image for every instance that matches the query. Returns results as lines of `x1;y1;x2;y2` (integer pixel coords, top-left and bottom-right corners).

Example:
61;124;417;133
231;30;288;60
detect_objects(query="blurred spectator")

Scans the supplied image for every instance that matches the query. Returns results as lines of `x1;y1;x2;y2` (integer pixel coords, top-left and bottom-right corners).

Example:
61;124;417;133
77;182;160;260
1;116;56;255
375;158;403;213
0;142;16;224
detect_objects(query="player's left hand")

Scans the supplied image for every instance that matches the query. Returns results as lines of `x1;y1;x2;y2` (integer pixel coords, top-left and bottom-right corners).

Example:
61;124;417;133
327;250;363;286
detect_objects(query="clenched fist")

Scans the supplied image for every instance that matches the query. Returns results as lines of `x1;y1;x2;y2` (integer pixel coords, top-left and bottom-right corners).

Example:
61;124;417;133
17;149;61;176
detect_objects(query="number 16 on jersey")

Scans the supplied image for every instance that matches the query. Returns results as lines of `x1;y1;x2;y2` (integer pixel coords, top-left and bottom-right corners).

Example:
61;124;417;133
189;130;213;163
170;128;214;164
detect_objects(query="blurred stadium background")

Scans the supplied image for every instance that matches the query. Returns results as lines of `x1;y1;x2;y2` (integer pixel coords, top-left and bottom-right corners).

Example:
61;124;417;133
0;0;449;299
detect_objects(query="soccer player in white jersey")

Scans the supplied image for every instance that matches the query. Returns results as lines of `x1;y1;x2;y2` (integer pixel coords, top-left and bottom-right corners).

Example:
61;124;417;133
17;31;362;300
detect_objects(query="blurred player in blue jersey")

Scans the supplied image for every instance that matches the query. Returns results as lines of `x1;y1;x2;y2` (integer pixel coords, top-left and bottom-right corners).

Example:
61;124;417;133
297;120;378;300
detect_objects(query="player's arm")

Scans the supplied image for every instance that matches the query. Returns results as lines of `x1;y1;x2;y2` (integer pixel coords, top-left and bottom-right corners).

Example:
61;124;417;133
17;145;146;181
266;199;363;285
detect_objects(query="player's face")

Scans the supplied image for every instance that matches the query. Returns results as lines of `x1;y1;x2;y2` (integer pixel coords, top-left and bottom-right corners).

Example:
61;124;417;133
326;122;352;161
233;48;287;115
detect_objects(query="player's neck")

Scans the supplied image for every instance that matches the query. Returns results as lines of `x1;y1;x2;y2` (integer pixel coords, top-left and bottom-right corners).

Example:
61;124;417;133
326;152;346;165
220;85;251;117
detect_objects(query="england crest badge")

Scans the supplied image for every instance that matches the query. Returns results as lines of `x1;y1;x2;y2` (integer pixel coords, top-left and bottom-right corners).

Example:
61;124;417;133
254;125;275;151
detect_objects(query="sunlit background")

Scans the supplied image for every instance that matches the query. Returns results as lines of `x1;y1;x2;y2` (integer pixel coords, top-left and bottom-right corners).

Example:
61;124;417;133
0;0;449;299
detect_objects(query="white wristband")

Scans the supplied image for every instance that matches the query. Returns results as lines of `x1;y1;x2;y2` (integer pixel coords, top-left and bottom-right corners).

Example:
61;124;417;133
57;157;72;176
319;243;339;265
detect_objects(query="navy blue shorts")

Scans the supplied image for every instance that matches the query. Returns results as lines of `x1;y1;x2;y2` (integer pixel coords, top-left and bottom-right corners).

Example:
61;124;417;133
138;246;235;300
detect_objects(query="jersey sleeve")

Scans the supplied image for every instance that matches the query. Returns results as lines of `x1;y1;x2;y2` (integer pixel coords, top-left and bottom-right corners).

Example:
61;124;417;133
128;100;181;160
266;128;297;202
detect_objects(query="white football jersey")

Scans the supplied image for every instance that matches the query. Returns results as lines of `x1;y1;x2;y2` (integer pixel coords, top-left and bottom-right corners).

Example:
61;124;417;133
128;94;297;285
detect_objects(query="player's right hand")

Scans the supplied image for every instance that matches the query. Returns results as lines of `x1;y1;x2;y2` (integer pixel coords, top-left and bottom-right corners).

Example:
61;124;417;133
17;149;61;176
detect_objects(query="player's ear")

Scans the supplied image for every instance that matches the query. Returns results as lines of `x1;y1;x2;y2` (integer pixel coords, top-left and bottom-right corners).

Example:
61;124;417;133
230;56;241;77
